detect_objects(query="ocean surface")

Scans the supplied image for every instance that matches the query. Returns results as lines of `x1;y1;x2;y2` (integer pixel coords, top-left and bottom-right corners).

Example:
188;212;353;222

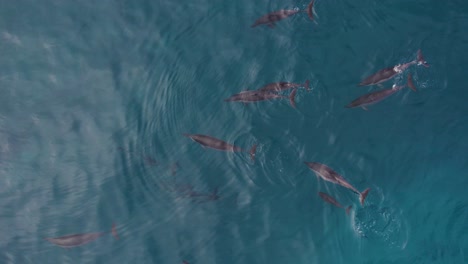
0;0;467;263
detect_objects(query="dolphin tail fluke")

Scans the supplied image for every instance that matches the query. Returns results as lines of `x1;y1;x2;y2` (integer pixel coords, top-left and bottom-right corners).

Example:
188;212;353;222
304;79;310;91
345;206;352;215
111;223;119;240
417;49;430;67
407;74;417;92
359;188;371;206
249;144;257;161
289;88;298;108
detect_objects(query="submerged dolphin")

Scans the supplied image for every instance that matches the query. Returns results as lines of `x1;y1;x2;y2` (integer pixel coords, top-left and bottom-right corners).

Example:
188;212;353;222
318;192;352;215
224;89;297;108
165;182;220;203
45;224;118;248
407;73;417;92
346;84;415;110
359;49;429;86
183;134;257;160
304;162;370;205
258;80;310;92
251;9;301;28
189;187;220;203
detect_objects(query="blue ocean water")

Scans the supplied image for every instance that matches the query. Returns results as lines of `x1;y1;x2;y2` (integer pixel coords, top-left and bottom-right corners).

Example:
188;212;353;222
0;0;467;263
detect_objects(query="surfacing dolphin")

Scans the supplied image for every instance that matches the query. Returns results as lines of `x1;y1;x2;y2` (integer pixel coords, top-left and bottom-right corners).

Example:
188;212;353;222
318;192;352;215
258;80;310;92
183;134;257;160
307;0;315;21
224;90;284;102
416;49;430;67
224;89;297;108
45;224;118;248
251;9;301;28
359;49;429;86
346;83;415;110
252;0;316;28
304;162;370;205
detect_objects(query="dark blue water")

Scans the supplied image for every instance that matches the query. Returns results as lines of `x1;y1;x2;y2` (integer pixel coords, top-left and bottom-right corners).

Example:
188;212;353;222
1;0;467;263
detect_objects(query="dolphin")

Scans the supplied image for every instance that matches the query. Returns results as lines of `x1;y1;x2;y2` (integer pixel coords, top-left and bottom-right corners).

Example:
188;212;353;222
346;84;414;110
407;73;417;92
224;89;297;108
304;162;370;205
224;90;285;102
289;88;298;108
251;9;301;28
183;134;257;160
189;188;220;203
45;224;118;248
359;49;428;86
258;80;310;92
318;192;352;215
165;182;220;203
307;0;315;21
416;49;430;67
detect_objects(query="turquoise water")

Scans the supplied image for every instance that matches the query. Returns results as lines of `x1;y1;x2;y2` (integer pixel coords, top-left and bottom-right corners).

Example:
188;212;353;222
0;0;467;263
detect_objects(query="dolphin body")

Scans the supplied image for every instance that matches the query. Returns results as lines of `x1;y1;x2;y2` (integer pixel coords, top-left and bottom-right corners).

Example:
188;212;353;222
251;9;301;28
318;192;352;215
359;49;429;86
183;134;257;160
407;73;417;92
224;90;286;103
258;80;310;92
224;89;297;108
346;84;415;110
359;62;414;86
304;162;370;205
45;224;118;248
307;0;315;21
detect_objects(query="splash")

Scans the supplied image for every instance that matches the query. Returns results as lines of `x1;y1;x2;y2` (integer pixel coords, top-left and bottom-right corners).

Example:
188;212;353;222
352;204;408;250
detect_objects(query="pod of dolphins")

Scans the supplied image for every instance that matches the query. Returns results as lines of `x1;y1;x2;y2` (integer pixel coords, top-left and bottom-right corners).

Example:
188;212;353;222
41;2;430;263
